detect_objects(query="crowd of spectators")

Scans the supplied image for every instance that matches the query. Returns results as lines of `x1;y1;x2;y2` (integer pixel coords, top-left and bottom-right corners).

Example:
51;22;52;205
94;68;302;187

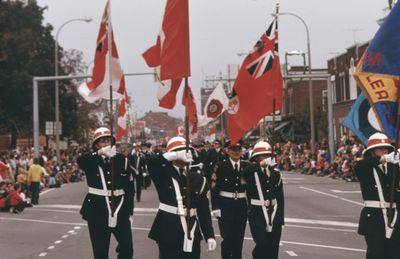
274;134;364;182
0;146;86;213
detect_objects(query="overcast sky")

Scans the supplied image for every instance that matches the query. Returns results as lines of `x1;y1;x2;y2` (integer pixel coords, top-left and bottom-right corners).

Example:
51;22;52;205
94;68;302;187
36;0;389;119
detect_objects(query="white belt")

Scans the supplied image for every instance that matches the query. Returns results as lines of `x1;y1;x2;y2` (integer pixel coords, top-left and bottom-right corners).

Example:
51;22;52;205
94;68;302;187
220;191;246;199
88;187;125;197
364;200;397;209
250;198;277;207
159;203;197;217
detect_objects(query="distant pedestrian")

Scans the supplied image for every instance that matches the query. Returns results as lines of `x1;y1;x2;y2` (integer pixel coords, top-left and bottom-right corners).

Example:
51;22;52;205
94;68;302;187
28;157;42;205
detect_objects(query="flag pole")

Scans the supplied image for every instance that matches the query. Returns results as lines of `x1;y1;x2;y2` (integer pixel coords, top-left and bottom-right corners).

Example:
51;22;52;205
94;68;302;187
184;78;192;240
270;0;279;148
388;81;400;226
107;0;115;216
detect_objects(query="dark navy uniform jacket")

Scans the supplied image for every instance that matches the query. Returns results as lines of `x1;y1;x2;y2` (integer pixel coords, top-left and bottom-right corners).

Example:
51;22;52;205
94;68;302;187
355;156;400;238
77;152;135;223
242;163;285;228
211;158;249;211
147;154;215;245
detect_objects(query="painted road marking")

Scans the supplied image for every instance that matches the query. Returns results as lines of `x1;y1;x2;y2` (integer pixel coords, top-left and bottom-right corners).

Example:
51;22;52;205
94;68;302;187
54;240;62;244
61;235;69;238
34;204;159;213
38;252;47;257
331;190;361;194
39;189;54;196
286;250;298;256
300;187;363;206
0;216;363;253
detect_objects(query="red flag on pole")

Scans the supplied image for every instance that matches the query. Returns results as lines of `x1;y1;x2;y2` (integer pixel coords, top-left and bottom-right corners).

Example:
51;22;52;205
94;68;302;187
182;85;198;134
79;0;124;100
142;0;190;109
116;77;128;141
227;17;283;144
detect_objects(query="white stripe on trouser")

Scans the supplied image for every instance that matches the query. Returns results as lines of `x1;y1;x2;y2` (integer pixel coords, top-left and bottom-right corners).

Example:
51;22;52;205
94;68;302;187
98;166;124;228
254;171;276;232
171;177;197;252
373;168;397;238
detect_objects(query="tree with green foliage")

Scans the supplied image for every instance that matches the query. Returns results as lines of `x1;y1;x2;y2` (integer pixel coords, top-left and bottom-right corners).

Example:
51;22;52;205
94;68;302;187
0;0;98;147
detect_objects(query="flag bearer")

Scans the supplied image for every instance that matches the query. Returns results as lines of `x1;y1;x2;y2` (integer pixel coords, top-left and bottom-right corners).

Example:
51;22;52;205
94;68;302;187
77;127;134;259
147;136;217;259
242;140;284;259
211;140;249;259
355;132;400;259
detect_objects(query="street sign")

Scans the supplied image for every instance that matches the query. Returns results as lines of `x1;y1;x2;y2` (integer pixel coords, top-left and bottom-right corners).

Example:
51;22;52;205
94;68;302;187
45;121;62;135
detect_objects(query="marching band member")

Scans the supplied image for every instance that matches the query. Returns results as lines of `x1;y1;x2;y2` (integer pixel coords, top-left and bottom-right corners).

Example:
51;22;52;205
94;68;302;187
147;136;216;259
355;132;400;259
78;127;134;259
211;140;249;259
242;140;284;259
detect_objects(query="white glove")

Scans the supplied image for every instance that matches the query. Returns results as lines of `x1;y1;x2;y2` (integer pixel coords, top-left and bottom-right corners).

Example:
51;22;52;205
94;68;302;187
261;157;277;167
129;215;134;228
163;150;193;162
100;145;116;158
207;238;217;251
384;152;399;164
211;209;221;218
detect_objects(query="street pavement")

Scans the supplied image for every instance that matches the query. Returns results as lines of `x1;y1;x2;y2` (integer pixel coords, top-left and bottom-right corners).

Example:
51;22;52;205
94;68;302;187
0;171;366;259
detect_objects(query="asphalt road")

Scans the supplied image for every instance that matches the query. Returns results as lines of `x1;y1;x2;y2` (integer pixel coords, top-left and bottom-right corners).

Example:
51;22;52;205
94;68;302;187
0;171;366;259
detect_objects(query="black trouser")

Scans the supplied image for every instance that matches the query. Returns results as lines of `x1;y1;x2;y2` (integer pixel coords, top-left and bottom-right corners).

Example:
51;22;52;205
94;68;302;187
365;235;400;259
135;175;143;202
158;240;200;259
219;202;247;259
250;224;282;259
87;216;133;259
30;182;40;204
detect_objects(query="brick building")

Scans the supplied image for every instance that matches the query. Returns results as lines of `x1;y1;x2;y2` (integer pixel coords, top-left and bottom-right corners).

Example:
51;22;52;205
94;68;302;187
281;66;328;142
137;111;183;141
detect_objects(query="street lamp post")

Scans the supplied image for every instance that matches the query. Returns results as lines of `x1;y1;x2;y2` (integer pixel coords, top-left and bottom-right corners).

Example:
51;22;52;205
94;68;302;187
279;12;316;157
54;17;92;161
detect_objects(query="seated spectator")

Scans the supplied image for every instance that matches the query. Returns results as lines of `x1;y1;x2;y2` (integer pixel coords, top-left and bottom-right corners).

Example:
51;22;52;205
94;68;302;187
9;183;26;213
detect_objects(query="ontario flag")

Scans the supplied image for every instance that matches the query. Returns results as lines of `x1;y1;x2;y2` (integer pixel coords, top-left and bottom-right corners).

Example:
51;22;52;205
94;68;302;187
182;85;198;134
116;77;128;141
227;17;283;144
78;0;125;101
142;0;190;109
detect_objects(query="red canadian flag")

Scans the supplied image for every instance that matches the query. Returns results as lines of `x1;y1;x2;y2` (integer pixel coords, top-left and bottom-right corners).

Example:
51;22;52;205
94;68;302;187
142;0;190;109
116;77;128;141
227;17;283;144
78;0;125;101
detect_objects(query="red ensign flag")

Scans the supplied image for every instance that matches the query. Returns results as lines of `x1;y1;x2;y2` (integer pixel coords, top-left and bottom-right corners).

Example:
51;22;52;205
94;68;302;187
227;17;283;144
142;0;190;109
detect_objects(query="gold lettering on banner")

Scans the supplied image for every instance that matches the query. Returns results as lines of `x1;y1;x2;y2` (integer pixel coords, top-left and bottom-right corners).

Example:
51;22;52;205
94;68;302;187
365;76;389;100
375;91;389;100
